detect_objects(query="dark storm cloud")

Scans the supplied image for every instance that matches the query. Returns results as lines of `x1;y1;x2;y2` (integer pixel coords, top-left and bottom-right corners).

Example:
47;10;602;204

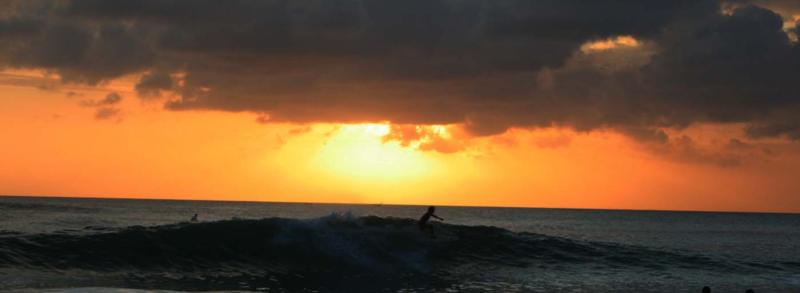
135;70;173;97
648;5;800;137
0;18;42;39
0;0;799;140
1;18;155;84
532;4;800;138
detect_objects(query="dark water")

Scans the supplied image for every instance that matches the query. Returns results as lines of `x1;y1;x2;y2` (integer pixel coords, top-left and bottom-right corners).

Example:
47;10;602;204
0;196;799;292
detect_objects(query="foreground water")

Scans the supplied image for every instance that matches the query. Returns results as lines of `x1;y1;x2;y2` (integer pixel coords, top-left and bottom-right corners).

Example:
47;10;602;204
0;196;798;292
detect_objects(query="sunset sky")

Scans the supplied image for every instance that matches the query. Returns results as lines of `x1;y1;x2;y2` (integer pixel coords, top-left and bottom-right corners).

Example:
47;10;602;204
2;0;800;212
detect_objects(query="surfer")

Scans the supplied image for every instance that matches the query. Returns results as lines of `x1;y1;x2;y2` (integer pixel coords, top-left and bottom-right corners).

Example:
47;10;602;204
418;206;444;236
190;213;198;222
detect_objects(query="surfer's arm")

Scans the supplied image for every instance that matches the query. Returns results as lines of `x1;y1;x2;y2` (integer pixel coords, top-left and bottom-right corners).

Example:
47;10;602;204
433;215;444;221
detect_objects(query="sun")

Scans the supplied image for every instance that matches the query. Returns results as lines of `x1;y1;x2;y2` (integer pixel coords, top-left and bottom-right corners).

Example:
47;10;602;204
313;124;432;183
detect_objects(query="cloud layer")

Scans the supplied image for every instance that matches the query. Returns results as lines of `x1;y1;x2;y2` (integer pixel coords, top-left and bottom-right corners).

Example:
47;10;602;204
1;0;798;139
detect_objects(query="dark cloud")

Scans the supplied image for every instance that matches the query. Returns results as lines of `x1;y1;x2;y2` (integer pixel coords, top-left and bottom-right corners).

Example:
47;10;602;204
644;5;796;112
539;4;800;138
619;127;670;144
135;70;173;98
1;0;799;140
0;18;42;39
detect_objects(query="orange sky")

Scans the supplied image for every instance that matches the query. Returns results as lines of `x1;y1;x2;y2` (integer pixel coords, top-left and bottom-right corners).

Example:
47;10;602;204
2;70;800;213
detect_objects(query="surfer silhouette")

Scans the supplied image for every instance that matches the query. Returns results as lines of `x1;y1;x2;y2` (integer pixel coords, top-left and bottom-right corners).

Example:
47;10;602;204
190;213;198;222
418;206;444;237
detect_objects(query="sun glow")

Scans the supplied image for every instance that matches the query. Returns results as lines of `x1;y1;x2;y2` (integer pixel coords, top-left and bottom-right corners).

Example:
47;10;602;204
313;124;432;183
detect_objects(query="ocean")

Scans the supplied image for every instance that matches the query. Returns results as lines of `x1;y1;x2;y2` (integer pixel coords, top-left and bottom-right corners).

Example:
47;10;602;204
0;196;798;292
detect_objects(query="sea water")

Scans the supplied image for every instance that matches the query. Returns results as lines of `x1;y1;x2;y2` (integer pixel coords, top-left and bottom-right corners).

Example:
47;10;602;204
0;196;798;292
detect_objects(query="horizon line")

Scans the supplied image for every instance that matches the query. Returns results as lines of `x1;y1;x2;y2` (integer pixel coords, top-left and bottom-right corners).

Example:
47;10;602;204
1;193;798;215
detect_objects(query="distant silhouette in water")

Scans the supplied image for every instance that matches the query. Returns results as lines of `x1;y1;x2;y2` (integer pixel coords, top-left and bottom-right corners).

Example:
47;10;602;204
418;206;444;237
702;286;711;293
190;213;198;222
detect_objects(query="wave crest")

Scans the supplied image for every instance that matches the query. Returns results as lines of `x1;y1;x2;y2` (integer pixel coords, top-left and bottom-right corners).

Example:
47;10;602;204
0;214;787;275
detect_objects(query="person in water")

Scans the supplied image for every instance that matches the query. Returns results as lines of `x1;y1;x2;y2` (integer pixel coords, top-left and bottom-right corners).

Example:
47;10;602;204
190;213;198;222
418;206;444;236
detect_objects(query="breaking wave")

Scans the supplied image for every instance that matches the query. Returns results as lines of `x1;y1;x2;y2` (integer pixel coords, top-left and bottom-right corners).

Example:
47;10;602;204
0;214;795;291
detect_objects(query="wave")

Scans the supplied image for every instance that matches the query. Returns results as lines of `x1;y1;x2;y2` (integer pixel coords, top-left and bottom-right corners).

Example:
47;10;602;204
0;214;795;290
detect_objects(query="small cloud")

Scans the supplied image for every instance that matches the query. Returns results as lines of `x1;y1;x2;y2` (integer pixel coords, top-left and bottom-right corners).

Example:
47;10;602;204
255;113;271;124
418;136;465;153
288;126;312;136
80;92;122;107
94;107;120;120
77;92;123;121
99;92;122;105
321;126;341;139
382;125;424;147
382;124;467;153
65;91;83;98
